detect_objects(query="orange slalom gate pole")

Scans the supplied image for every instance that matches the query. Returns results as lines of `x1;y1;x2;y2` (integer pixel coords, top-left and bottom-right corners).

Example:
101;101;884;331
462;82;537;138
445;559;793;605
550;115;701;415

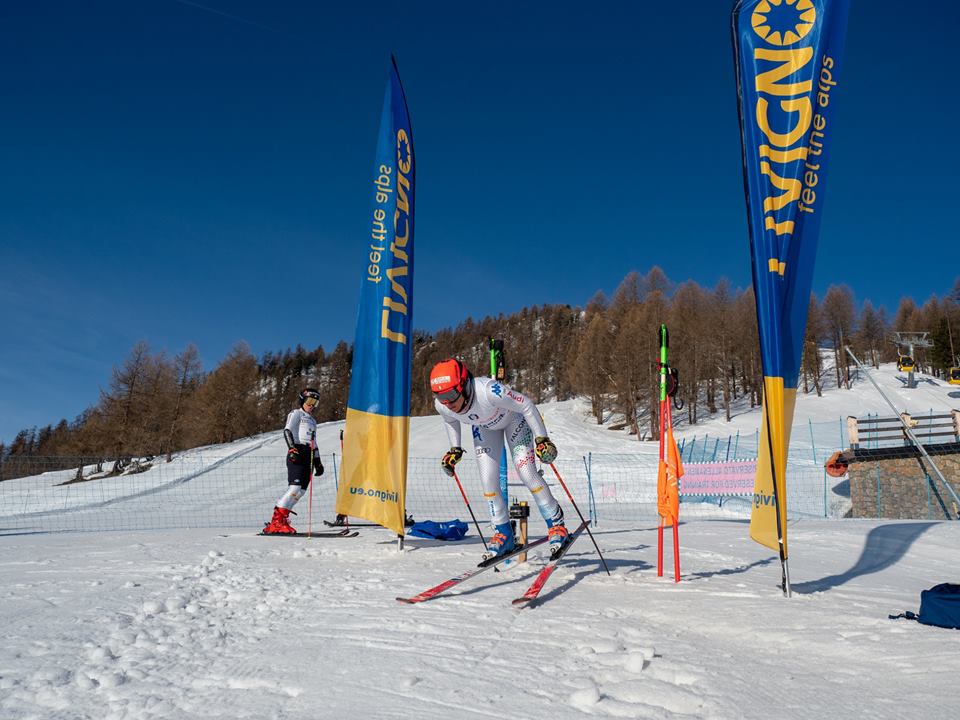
666;400;681;583
657;398;665;577
673;523;680;583
657;524;664;577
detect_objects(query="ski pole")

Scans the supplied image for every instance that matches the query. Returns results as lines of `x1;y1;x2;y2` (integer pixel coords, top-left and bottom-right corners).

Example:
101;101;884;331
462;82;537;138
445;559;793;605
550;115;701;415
548;463;611;575
452;470;488;545
307;437;315;537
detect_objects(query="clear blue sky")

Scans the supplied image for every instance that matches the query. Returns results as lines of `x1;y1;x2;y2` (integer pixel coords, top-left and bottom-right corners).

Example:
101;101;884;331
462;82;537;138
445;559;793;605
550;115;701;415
2;0;957;444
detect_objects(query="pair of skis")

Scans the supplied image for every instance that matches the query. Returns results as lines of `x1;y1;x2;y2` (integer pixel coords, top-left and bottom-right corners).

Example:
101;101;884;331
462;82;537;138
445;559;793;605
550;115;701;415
258;528;359;538
396;520;588;606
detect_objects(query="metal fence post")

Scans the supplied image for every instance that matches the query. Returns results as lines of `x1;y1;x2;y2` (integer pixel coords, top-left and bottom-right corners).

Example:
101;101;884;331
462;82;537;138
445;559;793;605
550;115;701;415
582;452;597;525
808;418;817;465
823;469;828;518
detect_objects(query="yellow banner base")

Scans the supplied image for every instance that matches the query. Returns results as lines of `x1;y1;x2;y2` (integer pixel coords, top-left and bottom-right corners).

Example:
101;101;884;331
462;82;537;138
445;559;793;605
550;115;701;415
749;379;796;556
336;408;409;535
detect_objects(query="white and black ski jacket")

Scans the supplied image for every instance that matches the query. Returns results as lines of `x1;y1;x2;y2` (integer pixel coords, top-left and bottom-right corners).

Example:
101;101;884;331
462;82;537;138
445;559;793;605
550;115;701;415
284;408;319;460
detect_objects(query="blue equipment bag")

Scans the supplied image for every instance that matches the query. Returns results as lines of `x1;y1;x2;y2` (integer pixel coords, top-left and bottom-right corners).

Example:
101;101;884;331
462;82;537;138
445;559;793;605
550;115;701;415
408;520;469;541
890;583;960;629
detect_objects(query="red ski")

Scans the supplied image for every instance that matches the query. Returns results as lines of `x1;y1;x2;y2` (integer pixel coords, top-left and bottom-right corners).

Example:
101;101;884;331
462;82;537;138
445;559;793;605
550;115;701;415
512;520;589;607
396;535;550;604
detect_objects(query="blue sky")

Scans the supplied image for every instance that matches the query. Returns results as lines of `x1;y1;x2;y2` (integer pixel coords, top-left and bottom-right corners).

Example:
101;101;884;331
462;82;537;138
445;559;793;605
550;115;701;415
1;0;957;444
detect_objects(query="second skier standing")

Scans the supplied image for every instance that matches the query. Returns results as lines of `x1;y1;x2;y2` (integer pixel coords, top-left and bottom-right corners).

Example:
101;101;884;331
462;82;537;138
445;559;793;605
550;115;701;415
262;388;325;534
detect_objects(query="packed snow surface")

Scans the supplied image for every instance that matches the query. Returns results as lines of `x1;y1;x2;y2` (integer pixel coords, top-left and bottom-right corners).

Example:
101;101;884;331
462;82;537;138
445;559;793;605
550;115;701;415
2;520;957;719
2;361;959;719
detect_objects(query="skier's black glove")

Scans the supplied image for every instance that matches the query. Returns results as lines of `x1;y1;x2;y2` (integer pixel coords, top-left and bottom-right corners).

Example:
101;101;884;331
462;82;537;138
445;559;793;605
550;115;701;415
534;436;557;464
313;453;324;476
287;447;300;462
441;447;464;477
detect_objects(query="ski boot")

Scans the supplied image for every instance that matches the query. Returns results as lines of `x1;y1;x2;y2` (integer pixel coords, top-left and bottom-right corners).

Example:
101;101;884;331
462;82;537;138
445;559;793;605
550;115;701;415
484;521;516;560
263;506;297;534
545;505;569;556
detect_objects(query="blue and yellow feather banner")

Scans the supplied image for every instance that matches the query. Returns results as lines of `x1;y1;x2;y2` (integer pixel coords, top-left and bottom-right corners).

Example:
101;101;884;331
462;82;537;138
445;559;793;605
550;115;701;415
335;58;415;535
732;0;849;556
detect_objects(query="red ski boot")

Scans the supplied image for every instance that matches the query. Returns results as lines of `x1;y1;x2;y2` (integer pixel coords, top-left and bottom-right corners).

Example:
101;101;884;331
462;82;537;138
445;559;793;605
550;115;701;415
262;506;297;534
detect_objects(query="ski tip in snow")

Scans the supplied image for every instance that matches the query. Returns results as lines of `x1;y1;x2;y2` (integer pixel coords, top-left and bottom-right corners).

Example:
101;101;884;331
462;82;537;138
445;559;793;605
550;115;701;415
511;521;590;608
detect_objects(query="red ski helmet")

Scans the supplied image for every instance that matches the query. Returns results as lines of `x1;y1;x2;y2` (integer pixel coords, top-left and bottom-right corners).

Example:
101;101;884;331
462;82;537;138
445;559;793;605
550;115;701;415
429;359;473;406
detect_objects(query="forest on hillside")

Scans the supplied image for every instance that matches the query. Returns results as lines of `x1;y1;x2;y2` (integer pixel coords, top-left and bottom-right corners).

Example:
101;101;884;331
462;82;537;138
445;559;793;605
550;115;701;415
2;269;958;476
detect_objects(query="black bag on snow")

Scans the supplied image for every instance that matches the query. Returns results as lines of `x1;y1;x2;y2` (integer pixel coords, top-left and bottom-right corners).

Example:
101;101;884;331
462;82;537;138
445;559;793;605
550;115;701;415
890;583;960;630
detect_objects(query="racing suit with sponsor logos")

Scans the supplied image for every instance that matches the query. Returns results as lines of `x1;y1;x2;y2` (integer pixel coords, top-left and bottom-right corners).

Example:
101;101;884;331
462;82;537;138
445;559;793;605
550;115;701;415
435;376;561;526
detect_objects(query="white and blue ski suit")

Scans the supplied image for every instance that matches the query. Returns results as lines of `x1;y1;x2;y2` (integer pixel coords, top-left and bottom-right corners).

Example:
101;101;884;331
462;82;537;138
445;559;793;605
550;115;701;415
435;377;561;527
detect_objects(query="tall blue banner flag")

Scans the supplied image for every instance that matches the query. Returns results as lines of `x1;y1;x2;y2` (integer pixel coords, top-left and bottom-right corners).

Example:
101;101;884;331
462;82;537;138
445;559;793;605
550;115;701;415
335;58;415;535
732;0;850;556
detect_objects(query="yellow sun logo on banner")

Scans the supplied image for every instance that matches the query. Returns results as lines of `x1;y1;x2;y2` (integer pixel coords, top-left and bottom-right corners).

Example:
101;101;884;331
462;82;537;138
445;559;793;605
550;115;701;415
751;0;816;46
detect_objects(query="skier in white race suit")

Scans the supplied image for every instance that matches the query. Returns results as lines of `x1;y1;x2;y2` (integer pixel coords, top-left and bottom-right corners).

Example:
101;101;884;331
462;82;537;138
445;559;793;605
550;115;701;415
429;358;567;557
262;388;325;534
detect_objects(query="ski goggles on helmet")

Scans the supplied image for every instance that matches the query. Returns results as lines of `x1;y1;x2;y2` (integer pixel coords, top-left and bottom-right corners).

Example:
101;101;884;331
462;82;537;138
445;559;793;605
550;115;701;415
433;386;464;405
303;396;319;408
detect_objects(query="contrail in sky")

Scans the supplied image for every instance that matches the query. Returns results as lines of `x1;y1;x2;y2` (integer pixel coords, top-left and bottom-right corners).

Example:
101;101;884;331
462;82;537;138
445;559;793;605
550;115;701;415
168;0;284;34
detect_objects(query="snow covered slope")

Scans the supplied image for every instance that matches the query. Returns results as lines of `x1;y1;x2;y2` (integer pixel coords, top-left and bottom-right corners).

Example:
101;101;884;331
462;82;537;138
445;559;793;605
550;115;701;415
1;363;959;720
1;360;956;527
1;517;958;719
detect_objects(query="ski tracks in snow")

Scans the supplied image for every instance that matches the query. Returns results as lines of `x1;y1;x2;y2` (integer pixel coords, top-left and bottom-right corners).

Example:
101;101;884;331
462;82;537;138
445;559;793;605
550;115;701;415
510;601;720;719
5;521;958;719
1;543;306;719
388;546;720;719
